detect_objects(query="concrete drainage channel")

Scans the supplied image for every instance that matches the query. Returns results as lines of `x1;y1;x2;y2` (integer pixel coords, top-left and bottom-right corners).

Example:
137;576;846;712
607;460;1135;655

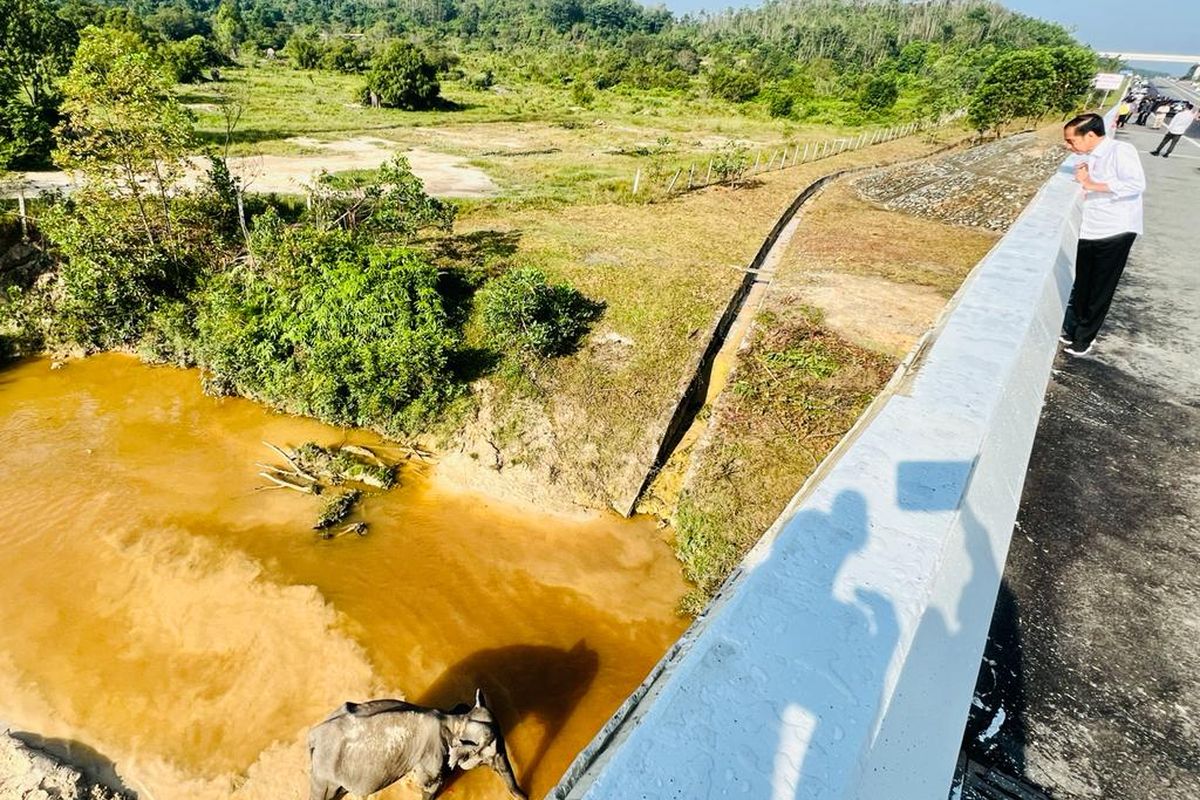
554;125;1093;798
614;170;846;516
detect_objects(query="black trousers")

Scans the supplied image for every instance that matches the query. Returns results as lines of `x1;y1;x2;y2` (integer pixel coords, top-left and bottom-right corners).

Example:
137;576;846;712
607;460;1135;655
1063;232;1137;348
1152;132;1182;155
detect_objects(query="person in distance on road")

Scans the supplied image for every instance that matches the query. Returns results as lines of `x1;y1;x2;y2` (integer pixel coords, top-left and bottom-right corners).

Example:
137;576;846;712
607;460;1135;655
1135;96;1154;125
1116;98;1132;128
1150;102;1196;158
1059;112;1146;358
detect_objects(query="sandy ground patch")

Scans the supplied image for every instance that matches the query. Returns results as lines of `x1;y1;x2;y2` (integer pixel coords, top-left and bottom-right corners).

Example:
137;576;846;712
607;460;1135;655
10;136;497;199
778;271;950;357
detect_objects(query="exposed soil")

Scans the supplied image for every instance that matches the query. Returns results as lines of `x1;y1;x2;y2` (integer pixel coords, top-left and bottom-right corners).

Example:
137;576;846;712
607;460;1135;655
436;132;963;519
786;271;951;358
11;136;498;199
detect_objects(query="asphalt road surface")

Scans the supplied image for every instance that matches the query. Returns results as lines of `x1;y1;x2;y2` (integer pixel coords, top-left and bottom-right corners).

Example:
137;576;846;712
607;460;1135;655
955;103;1200;798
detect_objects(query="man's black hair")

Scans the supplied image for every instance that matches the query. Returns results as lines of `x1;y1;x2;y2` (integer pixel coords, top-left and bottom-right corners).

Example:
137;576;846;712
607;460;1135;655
1064;113;1106;137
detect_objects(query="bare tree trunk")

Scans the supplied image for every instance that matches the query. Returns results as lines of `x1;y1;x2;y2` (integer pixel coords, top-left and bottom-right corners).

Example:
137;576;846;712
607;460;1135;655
152;159;176;252
123;159;157;249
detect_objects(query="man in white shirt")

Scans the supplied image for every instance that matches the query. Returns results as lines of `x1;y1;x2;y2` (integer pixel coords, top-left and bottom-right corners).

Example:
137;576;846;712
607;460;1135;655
1149;102;1196;157
1060;112;1146;357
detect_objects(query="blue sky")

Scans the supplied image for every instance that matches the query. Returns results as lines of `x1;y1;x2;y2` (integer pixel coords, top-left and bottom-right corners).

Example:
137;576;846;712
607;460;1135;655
661;0;1200;71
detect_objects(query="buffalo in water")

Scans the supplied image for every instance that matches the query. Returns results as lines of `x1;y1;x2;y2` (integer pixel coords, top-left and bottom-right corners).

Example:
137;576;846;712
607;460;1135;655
308;689;526;800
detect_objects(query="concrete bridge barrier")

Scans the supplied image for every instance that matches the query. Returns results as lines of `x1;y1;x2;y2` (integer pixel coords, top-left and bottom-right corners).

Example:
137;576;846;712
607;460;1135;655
551;137;1093;799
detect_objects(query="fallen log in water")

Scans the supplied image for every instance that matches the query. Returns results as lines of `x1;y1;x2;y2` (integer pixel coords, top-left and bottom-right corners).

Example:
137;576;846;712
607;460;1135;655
263;441;319;482
258;441;409;537
318;522;369;540
341;444;384;466
258;471;316;494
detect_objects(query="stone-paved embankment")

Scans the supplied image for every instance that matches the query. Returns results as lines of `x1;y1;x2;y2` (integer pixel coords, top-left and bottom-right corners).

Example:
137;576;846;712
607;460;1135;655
855;132;1066;231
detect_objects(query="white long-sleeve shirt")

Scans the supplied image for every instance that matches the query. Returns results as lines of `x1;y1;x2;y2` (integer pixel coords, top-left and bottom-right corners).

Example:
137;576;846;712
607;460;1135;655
1167;108;1197;135
1080;137;1145;239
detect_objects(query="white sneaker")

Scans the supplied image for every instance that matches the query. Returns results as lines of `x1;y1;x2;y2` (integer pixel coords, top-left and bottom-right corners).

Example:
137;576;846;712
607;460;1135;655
1064;342;1093;357
1059;333;1073;344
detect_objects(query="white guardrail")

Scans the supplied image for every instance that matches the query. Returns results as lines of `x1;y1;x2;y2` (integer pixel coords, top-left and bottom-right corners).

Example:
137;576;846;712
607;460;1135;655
551;120;1104;799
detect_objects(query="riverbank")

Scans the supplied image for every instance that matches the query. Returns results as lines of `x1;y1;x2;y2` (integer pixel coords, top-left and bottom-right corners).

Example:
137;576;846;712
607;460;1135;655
0;731;132;800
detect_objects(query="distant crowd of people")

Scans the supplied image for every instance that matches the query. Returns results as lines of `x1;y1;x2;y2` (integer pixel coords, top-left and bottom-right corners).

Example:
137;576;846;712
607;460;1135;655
1114;92;1197;158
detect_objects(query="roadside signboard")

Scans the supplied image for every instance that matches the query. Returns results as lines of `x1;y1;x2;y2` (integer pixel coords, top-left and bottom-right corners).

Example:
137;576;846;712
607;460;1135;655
1094;73;1125;90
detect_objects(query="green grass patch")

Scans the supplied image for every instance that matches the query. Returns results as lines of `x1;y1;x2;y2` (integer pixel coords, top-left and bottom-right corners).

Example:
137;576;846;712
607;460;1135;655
673;303;895;615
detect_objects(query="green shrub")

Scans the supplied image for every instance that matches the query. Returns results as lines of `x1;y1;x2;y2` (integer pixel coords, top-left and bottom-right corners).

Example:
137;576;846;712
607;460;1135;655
320;38;369;73
38;196;195;350
860;74;899;111
711;141;750;185
195;218;458;432
362;40;441;110
162;35;222;83
306;155;456;238
763;87;795;118
570;79;595;107
467;69;495;90
477;267;599;359
707;66;760;103
286;31;322;69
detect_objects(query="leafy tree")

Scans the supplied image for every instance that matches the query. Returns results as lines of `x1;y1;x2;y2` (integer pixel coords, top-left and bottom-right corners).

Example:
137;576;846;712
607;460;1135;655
546;0;583;32
968;48;1055;134
212;0;245;58
54;27;195;247
0;0;78;169
362;41;441;110
320;37;369;73
1045;46;1097;115
860;74;899;111
477;267;599;359
37;195;191;350
146;4;209;41
896;41;930;73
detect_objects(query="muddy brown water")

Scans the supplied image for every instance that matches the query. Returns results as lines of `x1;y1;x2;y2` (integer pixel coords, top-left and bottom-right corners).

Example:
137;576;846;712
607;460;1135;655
0;355;688;799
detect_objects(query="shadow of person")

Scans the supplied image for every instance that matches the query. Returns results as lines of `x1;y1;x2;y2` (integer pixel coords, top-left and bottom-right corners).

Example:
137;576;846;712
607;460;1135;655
754;489;901;797
640;490;899;797
9;732;138;798
418;640;599;786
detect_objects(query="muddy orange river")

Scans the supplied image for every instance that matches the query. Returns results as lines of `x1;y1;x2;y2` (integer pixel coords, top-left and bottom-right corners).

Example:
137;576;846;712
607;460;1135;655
0;355;688;799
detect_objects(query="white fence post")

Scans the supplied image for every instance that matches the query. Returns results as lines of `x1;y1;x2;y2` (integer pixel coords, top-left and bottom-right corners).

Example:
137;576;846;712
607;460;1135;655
633;167;641;195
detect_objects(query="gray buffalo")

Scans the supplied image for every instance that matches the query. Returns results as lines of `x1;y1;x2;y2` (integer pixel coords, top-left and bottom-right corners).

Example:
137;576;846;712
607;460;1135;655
308;690;527;800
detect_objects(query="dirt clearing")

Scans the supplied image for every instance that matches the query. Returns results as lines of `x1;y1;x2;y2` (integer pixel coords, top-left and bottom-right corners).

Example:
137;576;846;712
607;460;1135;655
11;136;498;199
